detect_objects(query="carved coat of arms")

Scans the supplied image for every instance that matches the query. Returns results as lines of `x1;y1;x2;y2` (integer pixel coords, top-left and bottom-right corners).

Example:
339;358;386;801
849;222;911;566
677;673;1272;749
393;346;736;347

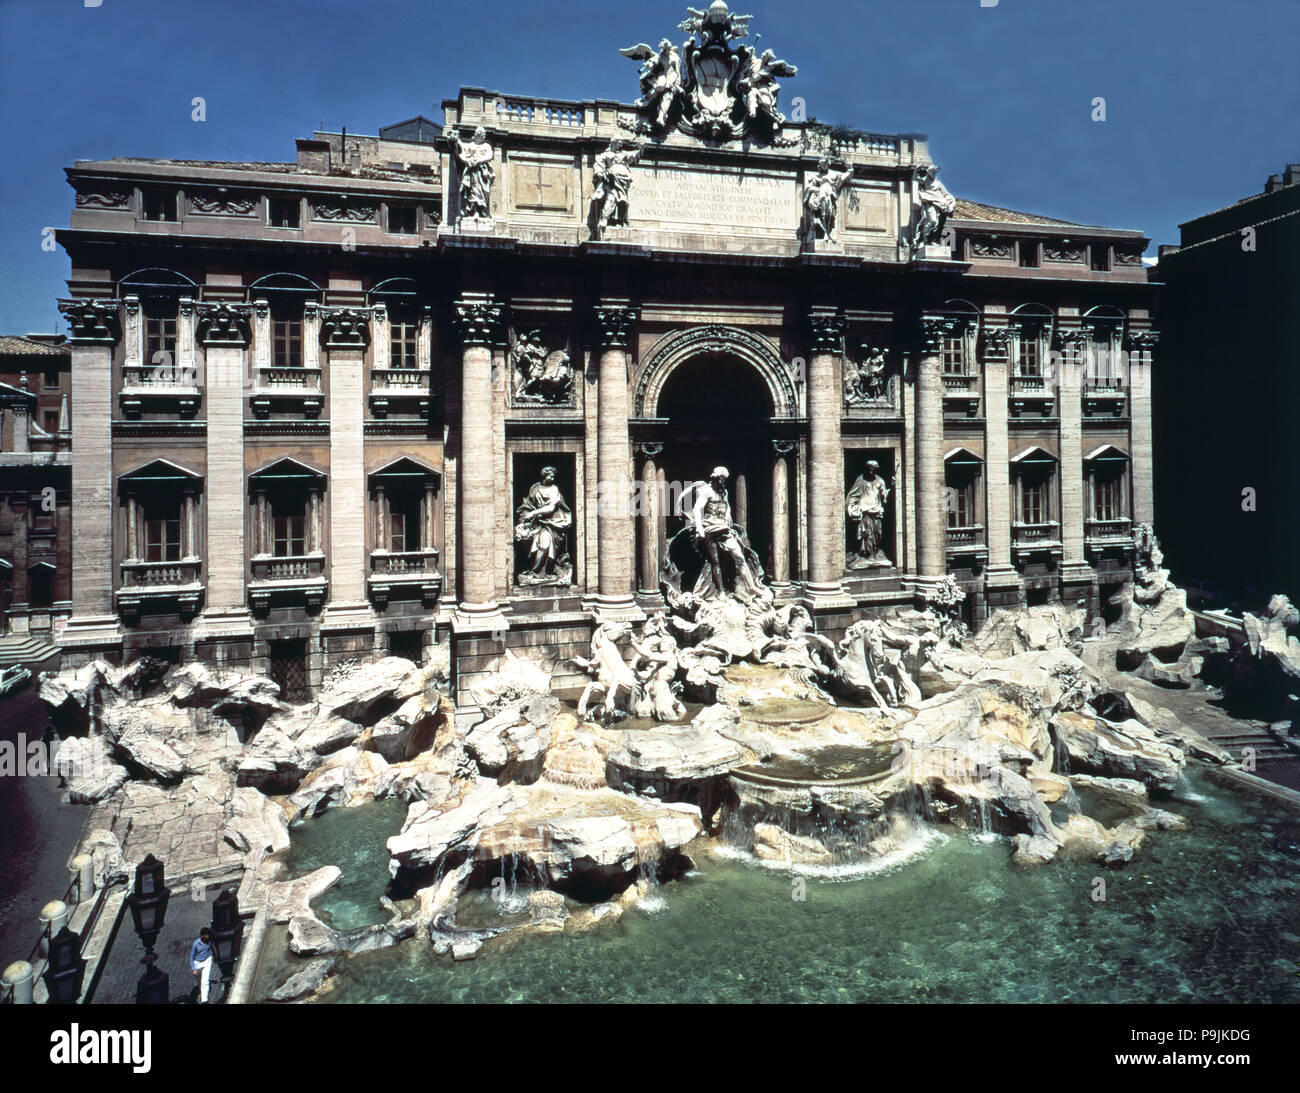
620;1;797;142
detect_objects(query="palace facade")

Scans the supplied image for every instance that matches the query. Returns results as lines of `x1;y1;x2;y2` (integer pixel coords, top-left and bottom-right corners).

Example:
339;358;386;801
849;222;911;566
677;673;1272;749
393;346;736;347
52;6;1156;701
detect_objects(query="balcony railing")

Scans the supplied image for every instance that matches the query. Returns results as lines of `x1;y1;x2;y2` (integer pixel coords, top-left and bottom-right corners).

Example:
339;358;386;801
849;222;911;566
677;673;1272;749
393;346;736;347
945;525;986;550
255;365;322;391
1010;374;1049;393
1012;521;1061;546
122;364;200;390
1085;517;1134;546
250;554;326;582
120;559;202;588
370;548;440;575
370;367;429;392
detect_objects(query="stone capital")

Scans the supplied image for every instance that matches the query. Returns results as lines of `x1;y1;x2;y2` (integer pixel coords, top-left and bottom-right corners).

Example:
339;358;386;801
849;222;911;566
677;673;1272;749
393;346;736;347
980;325;1012;352
593;305;639;349
915;314;958;355
772;439;798;456
453;297;507;347
634;440;664;458
58;298;120;345
319;306;373;349
196;302;253;347
1125;329;1160;351
807;311;846;355
1053;324;1092;350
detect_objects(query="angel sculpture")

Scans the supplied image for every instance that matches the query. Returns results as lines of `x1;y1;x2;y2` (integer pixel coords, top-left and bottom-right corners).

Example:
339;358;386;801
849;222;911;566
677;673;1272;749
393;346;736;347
736;46;797;132
620;38;683;130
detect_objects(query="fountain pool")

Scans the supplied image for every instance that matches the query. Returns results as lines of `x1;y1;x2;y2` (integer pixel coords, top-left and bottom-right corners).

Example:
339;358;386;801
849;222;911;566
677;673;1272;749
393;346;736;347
266;766;1300;1004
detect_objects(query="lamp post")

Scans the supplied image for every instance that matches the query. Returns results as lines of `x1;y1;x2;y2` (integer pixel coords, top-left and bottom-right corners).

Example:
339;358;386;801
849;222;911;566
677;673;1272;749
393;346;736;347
135;952;170;1005
125;854;170;955
209;889;244;996
42;926;86;1004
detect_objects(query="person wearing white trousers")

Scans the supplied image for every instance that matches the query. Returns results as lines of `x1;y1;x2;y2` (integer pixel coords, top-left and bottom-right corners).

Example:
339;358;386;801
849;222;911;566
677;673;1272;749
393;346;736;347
190;927;214;1003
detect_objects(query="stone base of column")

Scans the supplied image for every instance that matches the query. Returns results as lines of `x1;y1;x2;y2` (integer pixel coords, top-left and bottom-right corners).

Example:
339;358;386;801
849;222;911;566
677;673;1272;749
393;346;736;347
910;573;954;608
583;593;646;626
450;601;510;636
56;615;124;654
985;564;1022;590
319;601;379;633
1060;564;1097;615
800;580;855;611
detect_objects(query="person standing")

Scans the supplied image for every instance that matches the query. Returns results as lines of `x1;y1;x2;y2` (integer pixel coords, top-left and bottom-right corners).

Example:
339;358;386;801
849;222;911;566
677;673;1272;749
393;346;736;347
190;927;214;1003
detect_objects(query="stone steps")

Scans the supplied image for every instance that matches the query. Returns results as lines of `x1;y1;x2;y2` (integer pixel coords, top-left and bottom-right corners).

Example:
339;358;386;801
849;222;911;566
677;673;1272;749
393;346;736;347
0;633;57;667
1210;730;1293;761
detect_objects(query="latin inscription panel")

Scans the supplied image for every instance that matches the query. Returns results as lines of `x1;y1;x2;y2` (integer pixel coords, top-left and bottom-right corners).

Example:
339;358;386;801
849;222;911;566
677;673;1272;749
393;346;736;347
633;165;798;232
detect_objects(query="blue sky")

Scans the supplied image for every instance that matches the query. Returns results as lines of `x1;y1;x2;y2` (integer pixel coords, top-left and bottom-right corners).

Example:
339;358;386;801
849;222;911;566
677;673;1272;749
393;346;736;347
0;0;1296;333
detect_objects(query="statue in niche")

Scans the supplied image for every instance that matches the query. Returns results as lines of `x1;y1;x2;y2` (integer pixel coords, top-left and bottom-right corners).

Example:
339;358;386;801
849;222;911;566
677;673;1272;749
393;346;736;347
845;460;893;568
844;344;891;405
686;466;768;603
735;46;798;134
911;164;956;251
620;38;684;130
802;157;854;244
514;467;573;585
512;331;573;404
591;139;646;240
445;125;495;224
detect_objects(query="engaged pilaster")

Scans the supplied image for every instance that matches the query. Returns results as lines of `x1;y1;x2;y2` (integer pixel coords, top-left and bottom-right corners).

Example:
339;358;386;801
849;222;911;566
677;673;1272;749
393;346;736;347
636;441;663;595
771;439;796;588
1057;323;1092;600
981;322;1020;598
56;299;123;652
1126;329;1159;527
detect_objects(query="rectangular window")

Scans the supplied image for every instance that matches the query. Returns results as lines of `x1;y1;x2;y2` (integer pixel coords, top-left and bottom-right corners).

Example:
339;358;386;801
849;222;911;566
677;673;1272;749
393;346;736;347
947;481;976;529
268;198;301;229
1020;477;1049;524
43;410;59;434
387;205;417;234
273;317;303;367
1019;241;1040;268
388;495;421;552
273;510;307;557
1092;474;1125;521
1090;246;1110;272
941;334;966;376
1089;334;1116;386
390;320;418;368
144;506;182;562
1017;333;1040;377
142;191;177;222
43;368;60;389
145;314;178;370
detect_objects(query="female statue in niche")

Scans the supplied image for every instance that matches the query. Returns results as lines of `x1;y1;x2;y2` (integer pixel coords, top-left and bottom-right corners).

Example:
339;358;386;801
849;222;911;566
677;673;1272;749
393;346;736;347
515;466;573;585
845;459;892;568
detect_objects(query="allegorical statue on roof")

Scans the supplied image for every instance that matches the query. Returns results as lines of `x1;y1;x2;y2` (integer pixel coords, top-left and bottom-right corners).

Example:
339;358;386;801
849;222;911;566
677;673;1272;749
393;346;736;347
620;2;796;143
802;156;854;244
591;138;646;240
912;164;956;252
445;125;494;225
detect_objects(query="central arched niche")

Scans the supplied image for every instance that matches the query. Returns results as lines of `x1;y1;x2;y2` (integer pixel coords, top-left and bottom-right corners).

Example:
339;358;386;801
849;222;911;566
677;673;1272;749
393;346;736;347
654;352;776;574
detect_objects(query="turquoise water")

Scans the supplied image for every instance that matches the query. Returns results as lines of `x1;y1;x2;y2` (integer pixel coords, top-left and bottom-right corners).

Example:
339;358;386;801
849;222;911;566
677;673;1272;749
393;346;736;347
294;770;1300;1004
281;798;408;931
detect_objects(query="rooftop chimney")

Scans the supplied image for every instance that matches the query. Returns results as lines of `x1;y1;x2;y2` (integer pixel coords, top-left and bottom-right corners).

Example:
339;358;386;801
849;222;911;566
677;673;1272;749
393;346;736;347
296;138;331;174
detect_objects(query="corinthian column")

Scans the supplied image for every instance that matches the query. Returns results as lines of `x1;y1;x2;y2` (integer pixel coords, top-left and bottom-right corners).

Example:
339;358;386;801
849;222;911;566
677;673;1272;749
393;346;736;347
590;304;642;622
915;315;950;590
452;294;507;632
804;309;850;607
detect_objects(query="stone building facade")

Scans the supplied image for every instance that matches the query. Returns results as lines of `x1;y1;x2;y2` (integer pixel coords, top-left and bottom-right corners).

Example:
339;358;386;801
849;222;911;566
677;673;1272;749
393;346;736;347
0;335;72;637
52;5;1156;700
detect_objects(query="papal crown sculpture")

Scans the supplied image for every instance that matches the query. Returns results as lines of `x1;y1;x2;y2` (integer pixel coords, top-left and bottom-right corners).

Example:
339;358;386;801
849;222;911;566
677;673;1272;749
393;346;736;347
621;1;798;142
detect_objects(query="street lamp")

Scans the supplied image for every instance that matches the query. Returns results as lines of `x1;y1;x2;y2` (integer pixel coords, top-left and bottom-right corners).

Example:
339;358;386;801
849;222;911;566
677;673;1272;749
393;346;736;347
135;952;170;1005
209;889;244;990
125;854;170;955
42;926;86;1004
